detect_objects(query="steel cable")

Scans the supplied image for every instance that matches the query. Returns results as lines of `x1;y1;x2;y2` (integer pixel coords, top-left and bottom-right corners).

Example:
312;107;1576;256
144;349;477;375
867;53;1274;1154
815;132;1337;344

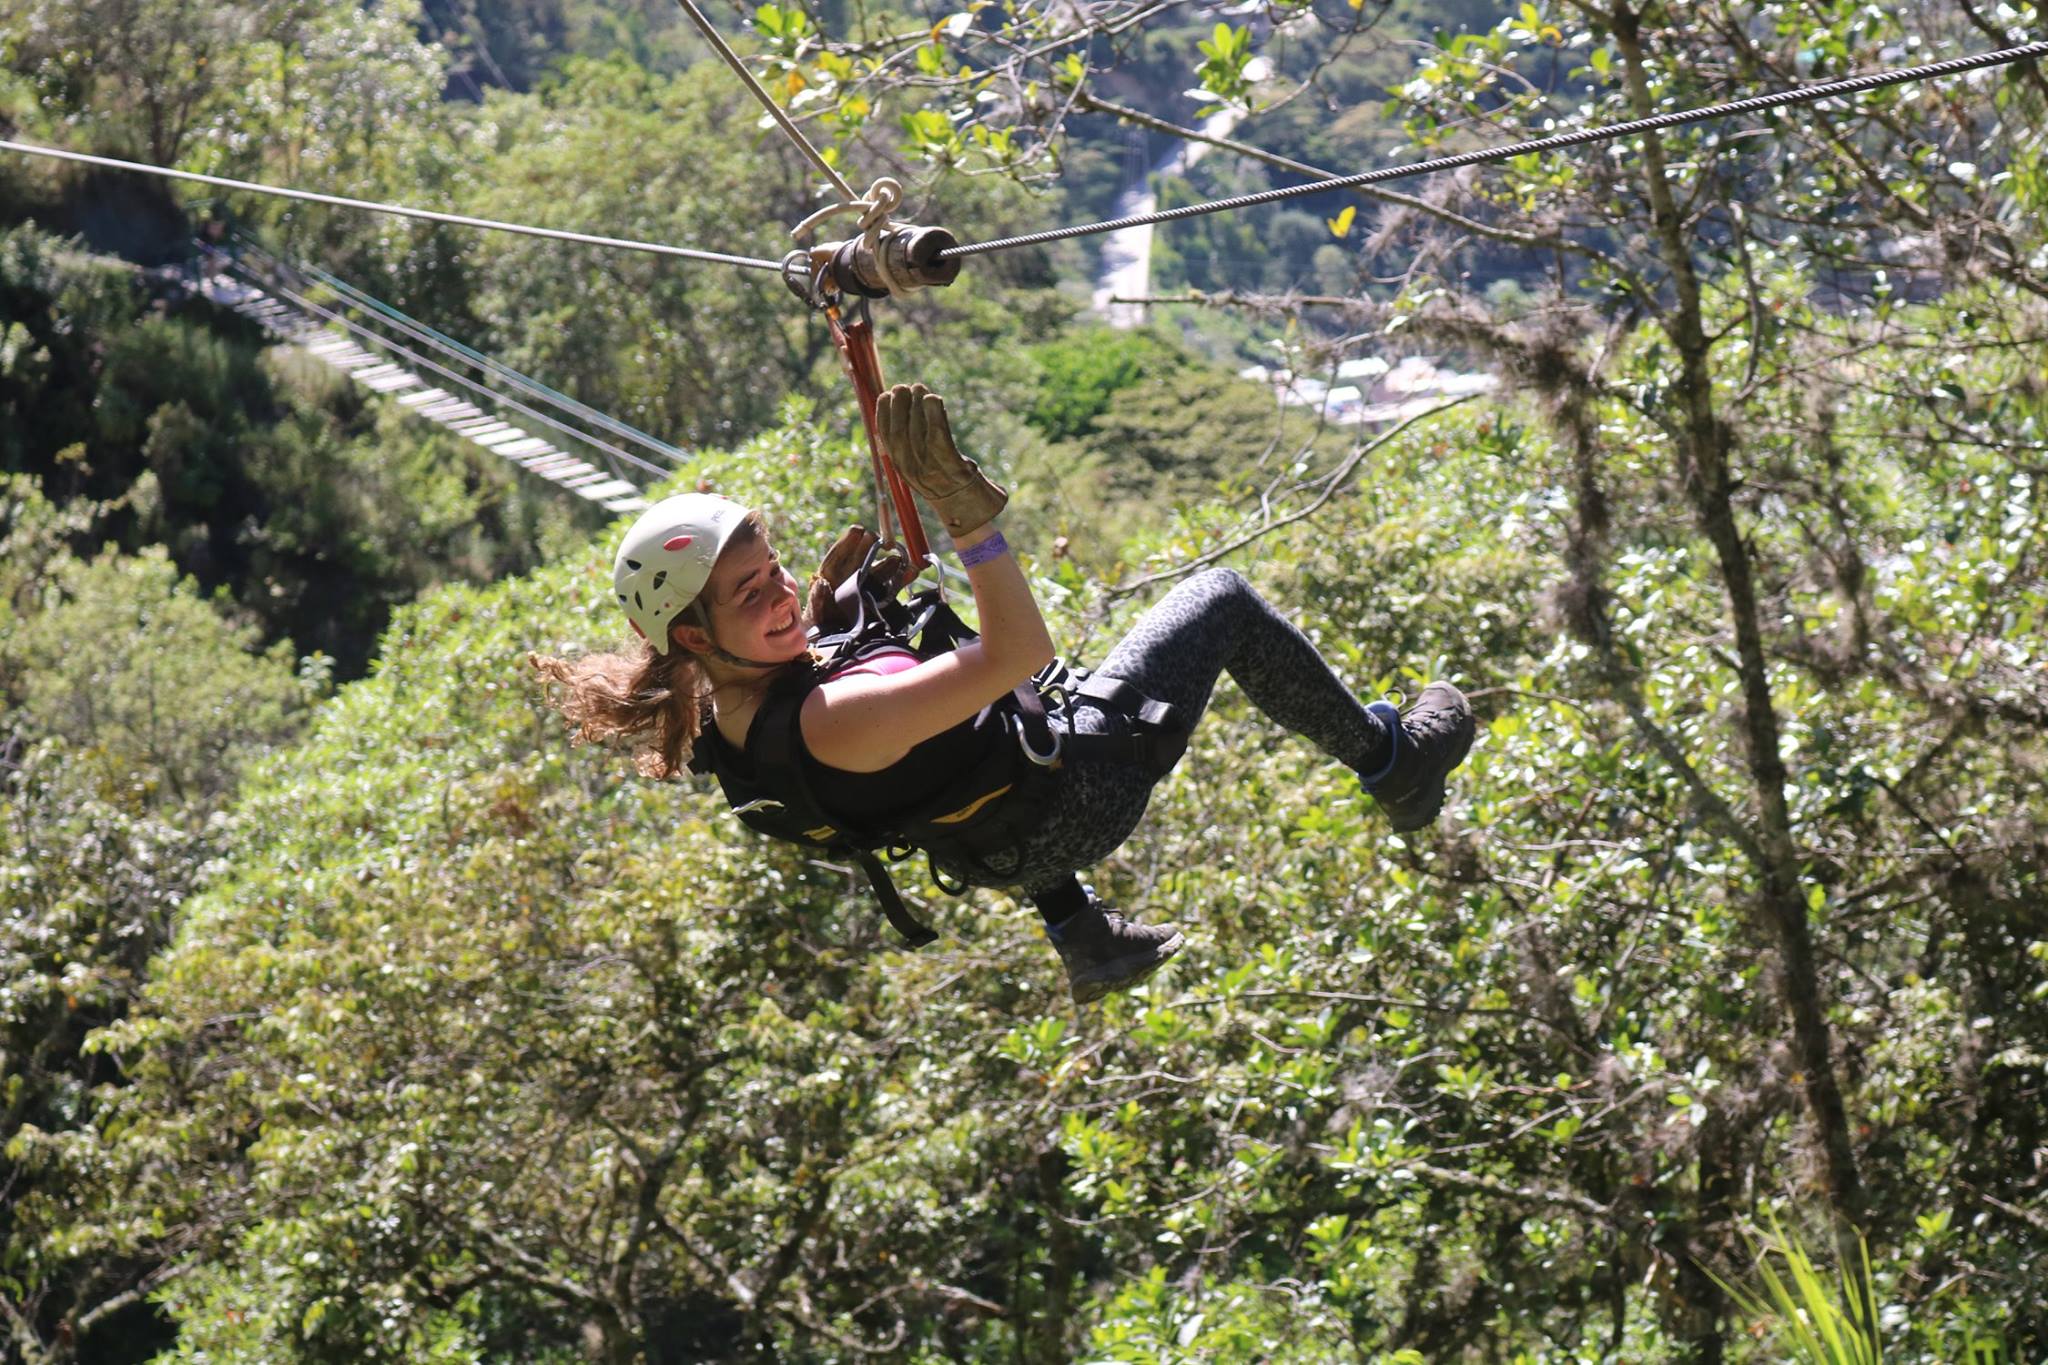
0;138;786;270
669;0;859;203
938;40;2048;260
8;42;2042;284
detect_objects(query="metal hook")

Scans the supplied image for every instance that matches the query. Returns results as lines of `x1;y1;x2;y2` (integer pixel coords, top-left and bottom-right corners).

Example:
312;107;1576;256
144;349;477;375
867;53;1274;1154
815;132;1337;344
782;248;833;310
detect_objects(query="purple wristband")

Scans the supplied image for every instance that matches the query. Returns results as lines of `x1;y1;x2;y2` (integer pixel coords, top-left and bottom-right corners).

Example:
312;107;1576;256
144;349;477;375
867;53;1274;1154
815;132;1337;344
957;531;1010;568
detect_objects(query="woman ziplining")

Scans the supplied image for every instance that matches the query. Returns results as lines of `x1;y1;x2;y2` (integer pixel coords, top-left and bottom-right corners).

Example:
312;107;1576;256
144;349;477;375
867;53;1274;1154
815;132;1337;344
533;383;1475;1004
13;11;2008;1007
6;33;2033;1008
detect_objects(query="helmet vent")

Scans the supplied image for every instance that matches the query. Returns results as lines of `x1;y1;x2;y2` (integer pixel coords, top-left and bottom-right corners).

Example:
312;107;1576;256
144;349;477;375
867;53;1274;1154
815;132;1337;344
633;590;643;609
651;570;667;591
625;558;643;572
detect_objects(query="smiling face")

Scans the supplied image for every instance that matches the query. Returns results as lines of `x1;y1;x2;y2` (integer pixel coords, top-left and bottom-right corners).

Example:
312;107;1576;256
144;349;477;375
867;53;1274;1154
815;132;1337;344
670;529;808;667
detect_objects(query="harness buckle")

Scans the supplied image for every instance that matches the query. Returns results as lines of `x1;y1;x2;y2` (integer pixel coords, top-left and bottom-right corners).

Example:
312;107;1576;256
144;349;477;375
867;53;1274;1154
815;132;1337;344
1032;658;1080;714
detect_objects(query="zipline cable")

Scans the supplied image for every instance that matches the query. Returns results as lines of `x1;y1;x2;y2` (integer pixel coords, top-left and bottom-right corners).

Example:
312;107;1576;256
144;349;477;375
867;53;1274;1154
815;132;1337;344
236;238;690;467
14;42;2039;289
220;253;680;481
668;0;859;203
937;40;2048;260
0;137;787;271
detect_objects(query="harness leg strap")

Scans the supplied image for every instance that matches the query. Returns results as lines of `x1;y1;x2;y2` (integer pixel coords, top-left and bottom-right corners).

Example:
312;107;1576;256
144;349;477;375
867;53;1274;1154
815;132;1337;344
1070;673;1192;776
853;848;940;948
1076;674;1183;733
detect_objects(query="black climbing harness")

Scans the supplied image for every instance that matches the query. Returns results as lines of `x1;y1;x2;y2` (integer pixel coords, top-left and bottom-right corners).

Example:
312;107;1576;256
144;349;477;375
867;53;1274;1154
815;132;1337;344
688;552;1190;946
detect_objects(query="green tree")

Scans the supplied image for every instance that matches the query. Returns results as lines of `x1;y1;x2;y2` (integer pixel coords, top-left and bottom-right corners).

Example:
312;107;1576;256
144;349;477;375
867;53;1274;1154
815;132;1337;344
1024;327;1185;442
1;474;316;1362
5;542;313;807
769;0;2048;1355
458;54;832;448
0;0;261;164
5;2;2047;1361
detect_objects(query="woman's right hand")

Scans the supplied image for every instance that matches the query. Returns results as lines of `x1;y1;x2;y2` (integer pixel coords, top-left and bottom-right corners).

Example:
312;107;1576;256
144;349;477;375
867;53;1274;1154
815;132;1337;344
877;383;1007;538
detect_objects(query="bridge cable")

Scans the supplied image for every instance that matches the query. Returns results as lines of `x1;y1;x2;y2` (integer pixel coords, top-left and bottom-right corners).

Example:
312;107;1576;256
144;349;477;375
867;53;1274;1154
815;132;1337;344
221;253;681;481
231;236;690;468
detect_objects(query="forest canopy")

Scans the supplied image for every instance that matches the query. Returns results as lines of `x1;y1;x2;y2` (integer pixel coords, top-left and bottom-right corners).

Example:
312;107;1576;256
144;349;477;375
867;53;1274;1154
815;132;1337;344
2;1;2046;1362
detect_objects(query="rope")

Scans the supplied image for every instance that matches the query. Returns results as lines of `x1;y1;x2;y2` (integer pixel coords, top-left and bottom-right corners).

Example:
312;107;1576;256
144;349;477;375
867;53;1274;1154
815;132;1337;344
790;174;900;241
224;254;678;481
668;0;858;203
0;138;785;270
938;40;2048;260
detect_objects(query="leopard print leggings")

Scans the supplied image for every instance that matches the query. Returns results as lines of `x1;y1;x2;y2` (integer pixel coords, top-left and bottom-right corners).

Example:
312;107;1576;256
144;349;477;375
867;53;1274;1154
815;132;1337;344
936;567;1393;902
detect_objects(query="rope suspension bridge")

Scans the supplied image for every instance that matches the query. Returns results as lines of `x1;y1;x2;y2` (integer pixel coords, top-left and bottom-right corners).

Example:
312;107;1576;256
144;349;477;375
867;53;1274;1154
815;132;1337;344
199;242;661;512
4;19;2043;531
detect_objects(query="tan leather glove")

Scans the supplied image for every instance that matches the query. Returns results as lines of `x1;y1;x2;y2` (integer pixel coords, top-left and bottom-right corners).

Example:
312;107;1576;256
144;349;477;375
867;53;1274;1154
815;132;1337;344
876;383;1008;539
805;524;911;633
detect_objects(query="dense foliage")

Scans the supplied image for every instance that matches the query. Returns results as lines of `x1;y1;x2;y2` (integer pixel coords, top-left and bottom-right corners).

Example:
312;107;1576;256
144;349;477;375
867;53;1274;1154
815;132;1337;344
3;0;2046;1361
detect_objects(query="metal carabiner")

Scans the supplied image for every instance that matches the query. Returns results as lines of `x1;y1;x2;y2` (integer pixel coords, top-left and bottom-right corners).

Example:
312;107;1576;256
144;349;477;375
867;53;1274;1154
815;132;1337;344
781;248;834;311
1017;715;1064;768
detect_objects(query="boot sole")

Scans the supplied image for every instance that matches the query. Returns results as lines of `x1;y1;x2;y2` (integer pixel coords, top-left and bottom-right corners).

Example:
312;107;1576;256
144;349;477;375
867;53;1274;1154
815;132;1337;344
1070;931;1186;1005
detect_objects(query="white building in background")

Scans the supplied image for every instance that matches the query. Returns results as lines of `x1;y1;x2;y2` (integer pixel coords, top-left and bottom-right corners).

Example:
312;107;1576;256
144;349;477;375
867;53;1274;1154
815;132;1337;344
1246;353;1497;426
1323;385;1364;420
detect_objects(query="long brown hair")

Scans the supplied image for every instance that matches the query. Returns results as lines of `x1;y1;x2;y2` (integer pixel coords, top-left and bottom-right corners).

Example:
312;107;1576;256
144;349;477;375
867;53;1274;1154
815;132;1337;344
530;511;766;779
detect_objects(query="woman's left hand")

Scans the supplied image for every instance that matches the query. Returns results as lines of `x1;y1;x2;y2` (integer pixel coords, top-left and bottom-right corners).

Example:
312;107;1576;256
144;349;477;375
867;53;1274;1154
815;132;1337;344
806;524;911;632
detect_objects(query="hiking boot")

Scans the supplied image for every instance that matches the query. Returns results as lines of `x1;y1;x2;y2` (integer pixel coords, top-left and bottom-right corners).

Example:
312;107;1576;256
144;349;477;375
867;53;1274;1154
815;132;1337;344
1046;889;1185;1005
1359;681;1476;832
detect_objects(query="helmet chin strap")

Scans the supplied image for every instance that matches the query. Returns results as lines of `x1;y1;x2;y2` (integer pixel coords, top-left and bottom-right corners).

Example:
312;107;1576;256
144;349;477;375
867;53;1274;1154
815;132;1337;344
682;602;796;672
709;643;789;671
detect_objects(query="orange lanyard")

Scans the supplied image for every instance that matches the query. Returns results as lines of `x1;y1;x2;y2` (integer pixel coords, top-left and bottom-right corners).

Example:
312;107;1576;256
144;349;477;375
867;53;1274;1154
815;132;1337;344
826;303;931;572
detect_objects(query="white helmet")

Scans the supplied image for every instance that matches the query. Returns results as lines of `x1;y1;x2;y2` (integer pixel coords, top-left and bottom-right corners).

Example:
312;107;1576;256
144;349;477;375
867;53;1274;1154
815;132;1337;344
612;493;753;654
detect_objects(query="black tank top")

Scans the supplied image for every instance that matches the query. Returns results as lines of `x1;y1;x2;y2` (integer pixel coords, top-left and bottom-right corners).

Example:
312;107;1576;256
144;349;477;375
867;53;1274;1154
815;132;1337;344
701;685;997;835
799;713;992;828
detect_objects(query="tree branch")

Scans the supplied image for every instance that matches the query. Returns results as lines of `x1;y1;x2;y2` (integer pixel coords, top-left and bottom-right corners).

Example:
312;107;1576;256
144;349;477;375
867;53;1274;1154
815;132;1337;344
1107;289;1371;311
1614;0;1869;1254
1402;1160;1623;1225
446;1216;609;1315
0;1291;52;1365
71;1260;191;1343
1109;397;1476;598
